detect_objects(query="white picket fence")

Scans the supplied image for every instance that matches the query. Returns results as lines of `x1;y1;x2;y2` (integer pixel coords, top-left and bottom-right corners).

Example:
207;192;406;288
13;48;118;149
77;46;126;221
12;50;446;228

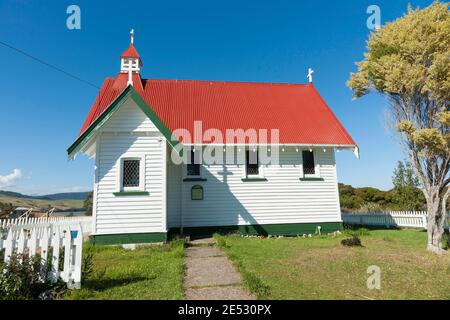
1;216;93;237
342;211;450;229
0;225;83;288
0;216;93;289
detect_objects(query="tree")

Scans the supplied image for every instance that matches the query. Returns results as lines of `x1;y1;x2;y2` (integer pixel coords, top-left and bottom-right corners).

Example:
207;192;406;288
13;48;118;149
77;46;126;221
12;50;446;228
83;192;93;216
391;161;425;210
348;2;450;253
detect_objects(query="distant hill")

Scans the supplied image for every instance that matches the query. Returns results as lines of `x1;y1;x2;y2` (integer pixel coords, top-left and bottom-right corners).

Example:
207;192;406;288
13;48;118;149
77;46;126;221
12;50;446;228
0;190;90;201
36;192;91;201
0;190;91;211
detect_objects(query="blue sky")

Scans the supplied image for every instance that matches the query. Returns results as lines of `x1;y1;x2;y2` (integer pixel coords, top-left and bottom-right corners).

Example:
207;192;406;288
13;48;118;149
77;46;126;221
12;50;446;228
0;0;435;194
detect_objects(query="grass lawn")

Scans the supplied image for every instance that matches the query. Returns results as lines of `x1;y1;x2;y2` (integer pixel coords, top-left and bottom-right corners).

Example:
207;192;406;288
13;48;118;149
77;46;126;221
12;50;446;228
215;229;450;300
65;240;185;300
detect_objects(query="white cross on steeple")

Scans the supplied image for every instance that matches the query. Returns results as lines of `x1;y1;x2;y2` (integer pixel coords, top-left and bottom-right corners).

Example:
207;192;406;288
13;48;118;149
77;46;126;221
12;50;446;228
307;68;314;83
130;29;134;44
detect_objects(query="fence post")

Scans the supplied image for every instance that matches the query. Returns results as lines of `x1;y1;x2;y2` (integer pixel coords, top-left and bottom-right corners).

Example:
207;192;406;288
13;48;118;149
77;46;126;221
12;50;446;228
62;228;72;284
71;225;83;289
50;228;61;283
4;228;13;264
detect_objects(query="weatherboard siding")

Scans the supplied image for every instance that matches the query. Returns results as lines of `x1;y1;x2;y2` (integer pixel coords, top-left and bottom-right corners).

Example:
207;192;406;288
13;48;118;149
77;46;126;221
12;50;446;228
175;147;341;229
93;99;165;235
101;99;159;133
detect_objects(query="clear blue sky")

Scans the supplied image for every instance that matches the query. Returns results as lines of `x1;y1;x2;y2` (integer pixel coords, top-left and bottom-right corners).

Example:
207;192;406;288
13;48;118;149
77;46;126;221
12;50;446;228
0;0;435;195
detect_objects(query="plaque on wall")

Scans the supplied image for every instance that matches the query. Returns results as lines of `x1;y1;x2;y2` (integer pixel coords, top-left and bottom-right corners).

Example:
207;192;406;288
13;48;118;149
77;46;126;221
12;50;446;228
191;185;204;200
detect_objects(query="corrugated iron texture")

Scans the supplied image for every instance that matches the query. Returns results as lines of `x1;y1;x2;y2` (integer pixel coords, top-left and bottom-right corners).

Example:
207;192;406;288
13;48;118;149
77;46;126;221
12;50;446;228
120;44;140;58
78;73;356;146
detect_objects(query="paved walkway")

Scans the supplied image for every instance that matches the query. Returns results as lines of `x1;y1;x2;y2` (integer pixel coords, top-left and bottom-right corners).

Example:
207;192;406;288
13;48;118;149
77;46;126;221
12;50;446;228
184;238;255;300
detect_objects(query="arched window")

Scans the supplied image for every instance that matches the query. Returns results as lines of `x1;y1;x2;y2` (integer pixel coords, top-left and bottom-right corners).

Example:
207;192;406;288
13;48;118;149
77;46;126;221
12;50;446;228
191;185;204;200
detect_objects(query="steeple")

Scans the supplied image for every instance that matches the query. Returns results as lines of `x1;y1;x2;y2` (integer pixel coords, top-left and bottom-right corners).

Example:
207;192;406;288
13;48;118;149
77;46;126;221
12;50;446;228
120;29;142;86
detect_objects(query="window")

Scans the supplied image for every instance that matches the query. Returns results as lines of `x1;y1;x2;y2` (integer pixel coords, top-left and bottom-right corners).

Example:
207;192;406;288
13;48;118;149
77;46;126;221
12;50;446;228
117;155;145;193
302;150;315;175
122;160;140;188
246;149;259;176
187;148;200;176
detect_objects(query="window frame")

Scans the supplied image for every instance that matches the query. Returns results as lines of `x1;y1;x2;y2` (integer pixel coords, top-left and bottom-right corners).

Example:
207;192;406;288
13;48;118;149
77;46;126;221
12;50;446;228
244;148;264;179
116;154;146;192
301;149;321;179
186;146;201;178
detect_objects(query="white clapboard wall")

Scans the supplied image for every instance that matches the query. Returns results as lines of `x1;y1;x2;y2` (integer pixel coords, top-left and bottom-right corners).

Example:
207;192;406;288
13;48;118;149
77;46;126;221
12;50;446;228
342;211;450;229
0;224;84;289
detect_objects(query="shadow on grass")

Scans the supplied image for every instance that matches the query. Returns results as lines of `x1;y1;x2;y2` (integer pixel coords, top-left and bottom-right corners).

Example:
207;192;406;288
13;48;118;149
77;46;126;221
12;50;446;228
83;275;150;292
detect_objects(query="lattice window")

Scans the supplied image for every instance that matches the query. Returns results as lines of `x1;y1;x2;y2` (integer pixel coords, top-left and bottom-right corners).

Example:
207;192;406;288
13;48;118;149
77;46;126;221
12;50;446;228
246;150;259;176
302;151;315;175
122;159;140;188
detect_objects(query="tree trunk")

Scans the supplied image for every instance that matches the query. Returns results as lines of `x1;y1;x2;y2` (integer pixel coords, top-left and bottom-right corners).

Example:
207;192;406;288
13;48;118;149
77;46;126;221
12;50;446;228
425;190;446;254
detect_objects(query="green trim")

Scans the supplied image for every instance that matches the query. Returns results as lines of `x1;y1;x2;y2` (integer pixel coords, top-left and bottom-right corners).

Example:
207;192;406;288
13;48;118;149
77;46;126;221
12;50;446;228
300;177;324;181
241;177;268;182
169;222;342;237
92;232;167;245
113;191;149;196
183;178;207;182
67;86;182;159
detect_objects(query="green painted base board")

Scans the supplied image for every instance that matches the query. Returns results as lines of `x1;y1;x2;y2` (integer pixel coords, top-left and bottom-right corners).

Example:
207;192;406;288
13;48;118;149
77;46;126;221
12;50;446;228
169;222;342;238
92;223;342;245
92;232;167;245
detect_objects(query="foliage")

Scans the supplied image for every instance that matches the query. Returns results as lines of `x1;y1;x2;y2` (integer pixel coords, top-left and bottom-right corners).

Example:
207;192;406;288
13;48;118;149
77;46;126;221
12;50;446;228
341;237;362;247
391;161;425;210
0;253;64;300
83;192;93;216
0;202;13;218
347;1;450;252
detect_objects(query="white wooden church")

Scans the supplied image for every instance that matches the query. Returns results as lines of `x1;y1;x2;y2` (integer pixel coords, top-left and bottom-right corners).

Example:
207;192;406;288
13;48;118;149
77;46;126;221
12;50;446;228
68;31;358;244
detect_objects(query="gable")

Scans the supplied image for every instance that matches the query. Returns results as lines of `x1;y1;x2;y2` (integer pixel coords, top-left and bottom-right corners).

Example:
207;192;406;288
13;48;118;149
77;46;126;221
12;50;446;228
101;98;159;133
67;86;181;159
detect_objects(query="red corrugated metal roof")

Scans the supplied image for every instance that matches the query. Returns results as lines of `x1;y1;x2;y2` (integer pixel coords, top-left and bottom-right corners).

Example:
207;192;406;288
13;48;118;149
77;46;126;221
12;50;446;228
78;73;356;146
120;44;140;59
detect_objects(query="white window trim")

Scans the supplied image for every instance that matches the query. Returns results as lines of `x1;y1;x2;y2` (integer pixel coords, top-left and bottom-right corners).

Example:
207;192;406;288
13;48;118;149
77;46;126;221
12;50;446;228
243;148;265;179
300;149;321;179
116;153;146;192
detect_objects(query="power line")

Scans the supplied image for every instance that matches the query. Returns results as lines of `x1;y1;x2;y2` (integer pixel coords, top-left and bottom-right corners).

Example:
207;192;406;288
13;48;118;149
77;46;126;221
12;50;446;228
0;40;100;90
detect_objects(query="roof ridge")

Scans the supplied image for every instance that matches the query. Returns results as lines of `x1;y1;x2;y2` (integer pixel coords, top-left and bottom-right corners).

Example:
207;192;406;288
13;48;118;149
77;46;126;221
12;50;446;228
141;78;311;86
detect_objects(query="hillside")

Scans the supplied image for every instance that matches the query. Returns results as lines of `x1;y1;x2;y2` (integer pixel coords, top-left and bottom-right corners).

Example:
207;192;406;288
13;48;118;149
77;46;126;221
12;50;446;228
0;190;89;212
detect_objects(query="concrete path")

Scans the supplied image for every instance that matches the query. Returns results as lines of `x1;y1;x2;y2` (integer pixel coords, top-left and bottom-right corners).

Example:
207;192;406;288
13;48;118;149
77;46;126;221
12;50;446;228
184;238;255;300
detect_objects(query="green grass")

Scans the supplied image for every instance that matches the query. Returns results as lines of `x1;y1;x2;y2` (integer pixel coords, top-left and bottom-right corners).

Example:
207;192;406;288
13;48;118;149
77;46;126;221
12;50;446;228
215;229;450;300
65;240;185;300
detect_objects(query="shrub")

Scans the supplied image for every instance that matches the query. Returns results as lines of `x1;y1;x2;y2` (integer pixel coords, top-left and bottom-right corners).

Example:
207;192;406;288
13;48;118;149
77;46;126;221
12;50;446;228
341;237;363;247
0;252;64;300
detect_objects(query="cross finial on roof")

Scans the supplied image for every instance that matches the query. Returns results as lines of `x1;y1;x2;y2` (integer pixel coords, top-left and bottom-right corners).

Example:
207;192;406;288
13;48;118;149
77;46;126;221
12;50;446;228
307;68;314;83
130;28;135;44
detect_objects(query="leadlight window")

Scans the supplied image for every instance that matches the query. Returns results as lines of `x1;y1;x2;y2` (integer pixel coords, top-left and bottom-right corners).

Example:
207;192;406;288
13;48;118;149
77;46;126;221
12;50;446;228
302;151;315;175
122;159;140;188
246;150;259;176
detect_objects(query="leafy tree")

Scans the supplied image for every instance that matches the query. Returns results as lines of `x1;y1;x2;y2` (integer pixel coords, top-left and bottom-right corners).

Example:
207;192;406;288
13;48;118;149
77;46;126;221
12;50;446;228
83;192;93;216
391;161;425;210
348;2;450;253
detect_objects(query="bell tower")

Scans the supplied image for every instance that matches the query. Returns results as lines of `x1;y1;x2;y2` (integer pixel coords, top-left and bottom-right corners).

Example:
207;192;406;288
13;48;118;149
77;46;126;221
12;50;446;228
120;29;142;86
